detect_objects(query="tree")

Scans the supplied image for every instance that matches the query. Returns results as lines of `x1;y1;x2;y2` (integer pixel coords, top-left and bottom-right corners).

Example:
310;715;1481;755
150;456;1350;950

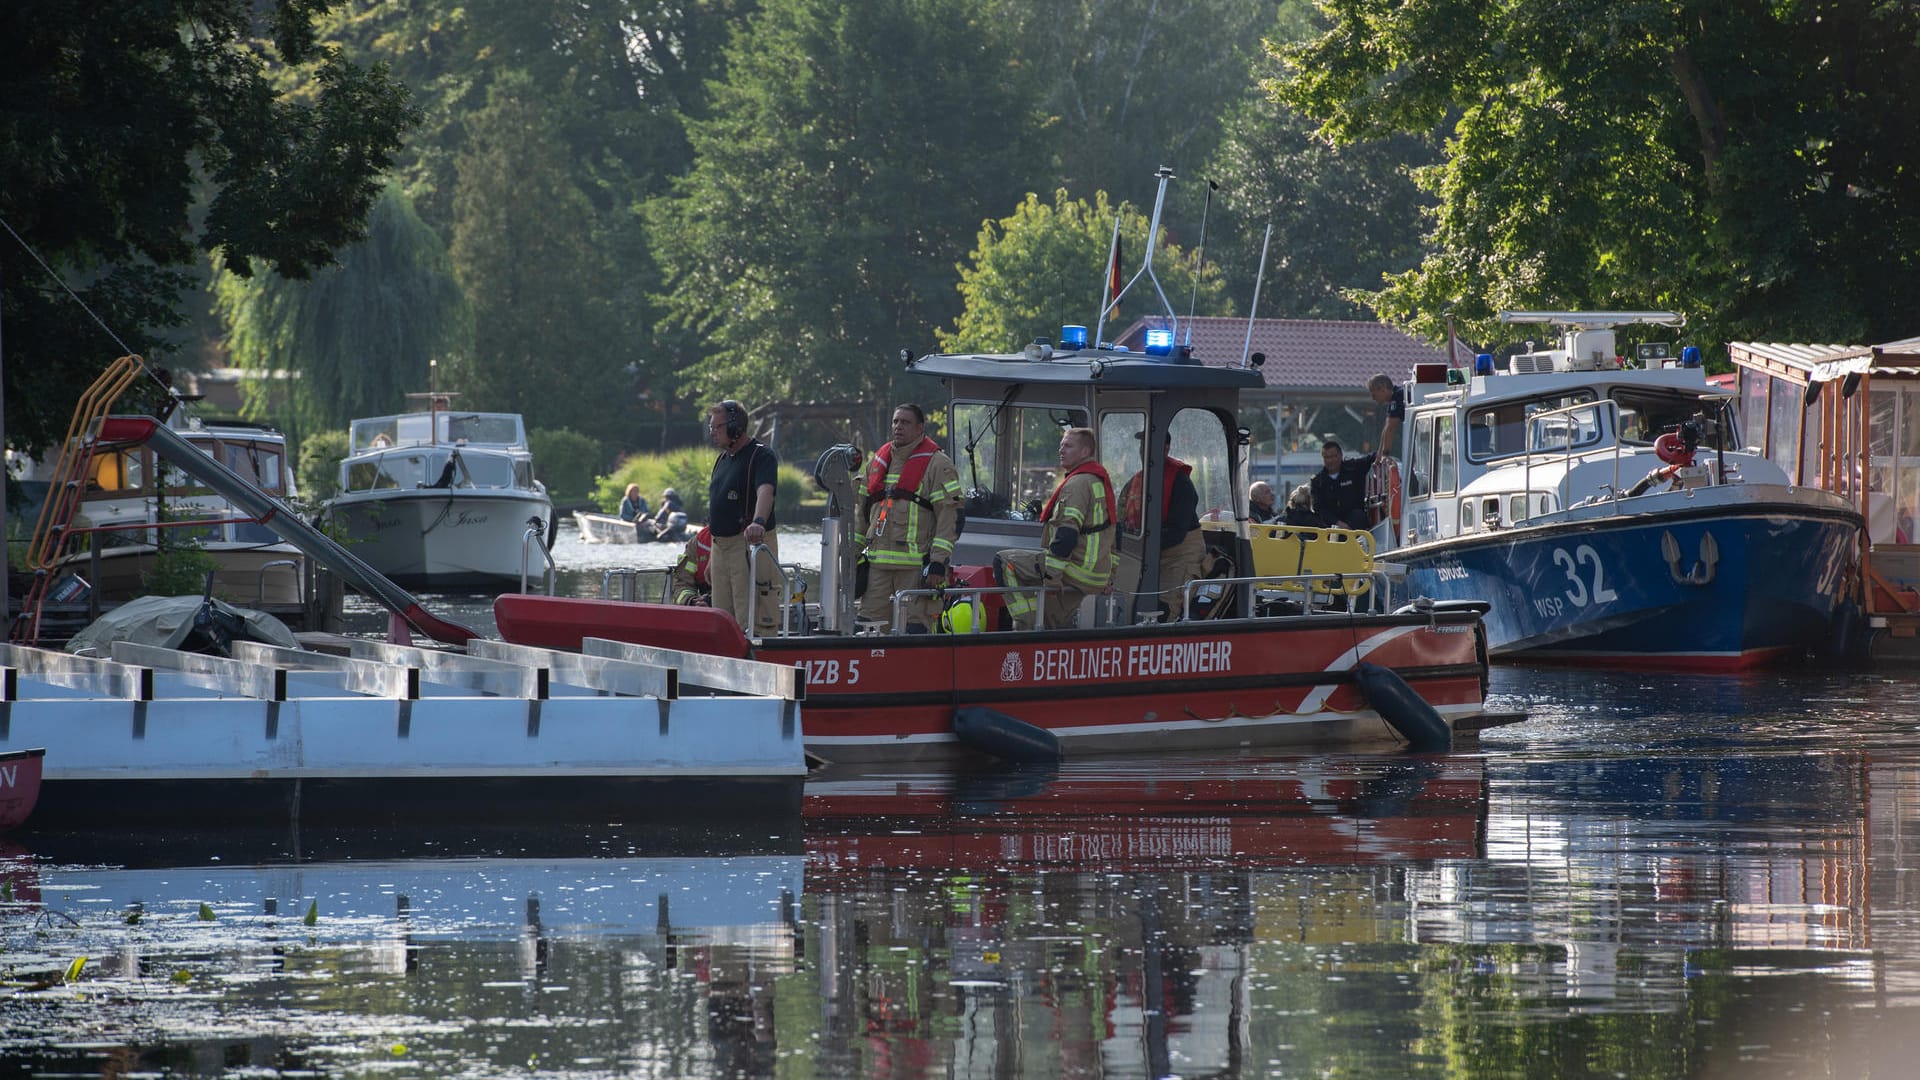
447;74;628;443
1271;0;1920;352
0;0;415;456
986;0;1275;201
649;0;1047;412
1198;4;1439;320
212;186;472;448
943;189;1232;354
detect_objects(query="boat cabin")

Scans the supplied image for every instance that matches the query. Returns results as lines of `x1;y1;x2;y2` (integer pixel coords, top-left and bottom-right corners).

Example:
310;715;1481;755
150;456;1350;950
1389;319;1765;551
1729;337;1920;644
77;418;295;549
339;409;536;496
908;341;1263;624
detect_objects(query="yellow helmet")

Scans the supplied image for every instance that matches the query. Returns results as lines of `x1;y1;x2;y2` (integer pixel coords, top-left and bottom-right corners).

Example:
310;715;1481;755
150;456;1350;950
940;598;980;634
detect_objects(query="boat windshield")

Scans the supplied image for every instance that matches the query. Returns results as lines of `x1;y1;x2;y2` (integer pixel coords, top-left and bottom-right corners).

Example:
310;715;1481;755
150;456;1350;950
1104;408;1234;535
950;401;1089;520
1611;388;1731;445
1464;390;1598;462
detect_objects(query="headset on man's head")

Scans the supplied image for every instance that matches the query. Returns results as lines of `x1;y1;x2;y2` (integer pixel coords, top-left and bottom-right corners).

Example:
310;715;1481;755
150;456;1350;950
717;399;747;441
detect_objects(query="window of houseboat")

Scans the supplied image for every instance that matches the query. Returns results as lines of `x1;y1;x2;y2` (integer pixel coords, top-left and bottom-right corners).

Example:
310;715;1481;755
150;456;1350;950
1767;381;1802;480
1508;493;1528;523
1465;391;1596;461
949;400;1089;520
219;441;284;492
1869;385;1920;545
85;448;146;493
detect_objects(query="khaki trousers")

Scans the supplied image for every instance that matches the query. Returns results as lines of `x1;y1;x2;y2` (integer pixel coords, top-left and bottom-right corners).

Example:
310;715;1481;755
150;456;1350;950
859;563;939;631
995;550;1089;630
710;531;781;636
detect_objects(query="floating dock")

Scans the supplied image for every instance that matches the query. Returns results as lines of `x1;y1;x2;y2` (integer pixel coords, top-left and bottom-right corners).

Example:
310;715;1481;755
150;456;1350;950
0;637;808;828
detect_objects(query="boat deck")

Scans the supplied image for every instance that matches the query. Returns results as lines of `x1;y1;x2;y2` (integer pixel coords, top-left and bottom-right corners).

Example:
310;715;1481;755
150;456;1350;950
0;637;808;828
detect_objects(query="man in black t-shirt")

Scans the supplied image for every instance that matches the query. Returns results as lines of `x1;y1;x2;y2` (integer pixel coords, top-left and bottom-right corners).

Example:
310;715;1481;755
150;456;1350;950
706;400;781;636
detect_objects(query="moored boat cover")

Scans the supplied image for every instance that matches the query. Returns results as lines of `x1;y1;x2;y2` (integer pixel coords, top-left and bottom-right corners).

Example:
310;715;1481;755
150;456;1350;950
65;594;301;656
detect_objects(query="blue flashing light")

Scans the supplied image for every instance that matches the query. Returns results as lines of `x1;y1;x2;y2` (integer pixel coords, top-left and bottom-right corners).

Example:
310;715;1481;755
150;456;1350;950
1475;352;1495;375
1680;346;1702;368
1060;324;1088;349
1144;327;1174;356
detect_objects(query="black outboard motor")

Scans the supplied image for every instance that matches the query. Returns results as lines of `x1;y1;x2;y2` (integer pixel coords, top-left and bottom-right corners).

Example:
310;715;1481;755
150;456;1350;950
181;571;248;657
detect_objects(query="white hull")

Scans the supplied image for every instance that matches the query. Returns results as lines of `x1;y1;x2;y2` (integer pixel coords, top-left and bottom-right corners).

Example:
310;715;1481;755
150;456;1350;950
330;488;553;589
575;510;644;543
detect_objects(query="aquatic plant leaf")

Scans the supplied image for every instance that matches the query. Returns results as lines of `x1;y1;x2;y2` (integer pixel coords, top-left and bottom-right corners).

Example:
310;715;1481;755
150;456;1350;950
198;903;216;921
64;957;86;984
125;910;142;925
2;881;12;902
304;900;318;926
390;1042;408;1057
171;970;192;985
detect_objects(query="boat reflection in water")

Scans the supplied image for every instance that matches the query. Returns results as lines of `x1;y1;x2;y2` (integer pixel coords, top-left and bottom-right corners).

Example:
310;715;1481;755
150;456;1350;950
0;750;1895;1077
800;755;1490;1078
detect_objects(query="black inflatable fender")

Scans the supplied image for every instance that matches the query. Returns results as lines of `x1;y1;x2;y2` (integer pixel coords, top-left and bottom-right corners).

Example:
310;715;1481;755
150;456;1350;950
1351;661;1452;752
952;706;1061;764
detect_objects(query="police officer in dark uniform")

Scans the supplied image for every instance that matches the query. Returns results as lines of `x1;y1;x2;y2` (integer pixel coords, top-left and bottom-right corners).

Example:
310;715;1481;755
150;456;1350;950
1308;441;1375;531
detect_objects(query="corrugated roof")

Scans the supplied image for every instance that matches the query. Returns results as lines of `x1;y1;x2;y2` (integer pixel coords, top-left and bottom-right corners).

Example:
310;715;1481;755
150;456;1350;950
1113;316;1466;391
1727;342;1859;369
1731;339;1920;379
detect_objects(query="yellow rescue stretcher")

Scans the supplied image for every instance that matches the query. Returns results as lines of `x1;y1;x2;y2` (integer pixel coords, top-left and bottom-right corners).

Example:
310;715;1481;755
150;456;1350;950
1206;521;1377;599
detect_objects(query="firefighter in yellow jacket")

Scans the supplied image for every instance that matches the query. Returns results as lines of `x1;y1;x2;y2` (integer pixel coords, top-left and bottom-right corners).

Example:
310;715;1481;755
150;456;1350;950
995;427;1117;629
855;403;963;633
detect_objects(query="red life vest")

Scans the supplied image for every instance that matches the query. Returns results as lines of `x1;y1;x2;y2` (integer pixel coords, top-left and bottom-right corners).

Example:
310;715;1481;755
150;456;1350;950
1041;460;1117;529
1121;456;1190;531
681;527;713;584
865;436;942;499
865;436;943;531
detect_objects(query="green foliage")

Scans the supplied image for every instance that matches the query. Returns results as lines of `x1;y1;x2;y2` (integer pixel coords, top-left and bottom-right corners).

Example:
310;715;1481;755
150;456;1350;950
213;186;473;446
1204;14;1439;319
141;513;222;598
447;73;631;445
649;0;1048;412
594;449;821;526
304;900;318;926
197;902;216;922
1270;0;1920;351
298;430;351;502
982;0;1276;199
0;0;416;461
942;190;1232;353
529;428;603;503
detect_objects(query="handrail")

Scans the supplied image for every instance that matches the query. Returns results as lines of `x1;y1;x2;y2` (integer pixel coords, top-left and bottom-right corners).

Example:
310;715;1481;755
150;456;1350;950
14;356;147;643
601;567;672;602
887;583;1053;633
746;543;793;638
1519;398;1622;515
520;518;556;596
256;559;299;603
25;355;145;572
1184;571;1393;617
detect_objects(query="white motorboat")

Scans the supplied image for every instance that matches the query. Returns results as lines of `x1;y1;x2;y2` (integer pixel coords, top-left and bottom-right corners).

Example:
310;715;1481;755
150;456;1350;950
327;395;554;590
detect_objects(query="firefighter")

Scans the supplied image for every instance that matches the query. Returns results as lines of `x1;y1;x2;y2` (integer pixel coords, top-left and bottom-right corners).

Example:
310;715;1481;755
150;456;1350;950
994;427;1117;630
855;403;963;633
668;526;714;606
